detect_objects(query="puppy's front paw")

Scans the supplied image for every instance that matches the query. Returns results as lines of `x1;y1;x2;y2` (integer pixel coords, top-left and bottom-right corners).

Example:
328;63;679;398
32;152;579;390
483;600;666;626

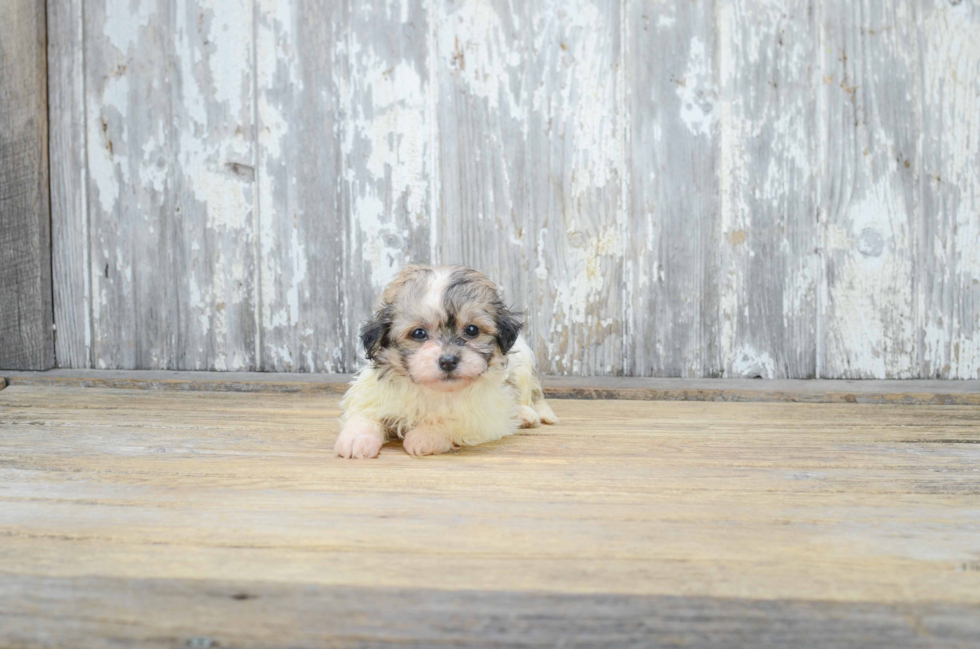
335;416;385;459
535;400;559;425
403;425;453;457
517;405;541;429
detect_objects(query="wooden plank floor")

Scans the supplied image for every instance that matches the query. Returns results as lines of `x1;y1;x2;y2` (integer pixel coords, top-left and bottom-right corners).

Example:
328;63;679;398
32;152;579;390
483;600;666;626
1;385;979;647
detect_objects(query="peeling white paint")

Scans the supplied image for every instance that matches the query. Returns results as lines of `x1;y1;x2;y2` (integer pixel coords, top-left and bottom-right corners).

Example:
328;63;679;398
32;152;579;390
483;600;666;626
69;0;978;377
827;179;916;378
676;36;714;137
532;1;621;199
435;1;522;115
731;346;777;379
88;76;130;214
102;0;155;54
346;24;430;291
918;4;980;378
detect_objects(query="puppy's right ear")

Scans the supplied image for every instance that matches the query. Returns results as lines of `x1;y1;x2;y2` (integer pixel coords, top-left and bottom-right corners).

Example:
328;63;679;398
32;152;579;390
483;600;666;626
360;306;392;361
494;303;523;355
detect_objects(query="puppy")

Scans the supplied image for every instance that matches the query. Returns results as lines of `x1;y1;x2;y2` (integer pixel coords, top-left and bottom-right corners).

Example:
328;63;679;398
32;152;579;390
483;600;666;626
335;265;558;459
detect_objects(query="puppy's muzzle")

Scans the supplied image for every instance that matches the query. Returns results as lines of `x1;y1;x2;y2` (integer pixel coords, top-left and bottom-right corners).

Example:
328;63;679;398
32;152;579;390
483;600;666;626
438;354;460;373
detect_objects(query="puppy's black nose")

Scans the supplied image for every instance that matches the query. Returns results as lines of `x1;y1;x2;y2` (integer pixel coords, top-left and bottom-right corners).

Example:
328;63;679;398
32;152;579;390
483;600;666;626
439;354;460;372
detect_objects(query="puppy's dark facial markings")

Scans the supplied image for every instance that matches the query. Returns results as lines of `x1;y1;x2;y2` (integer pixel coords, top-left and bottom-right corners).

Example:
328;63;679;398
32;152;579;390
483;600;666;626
363;265;524;387
493;304;523;354
441;267;523;354
399;348;415;381
361;304;393;361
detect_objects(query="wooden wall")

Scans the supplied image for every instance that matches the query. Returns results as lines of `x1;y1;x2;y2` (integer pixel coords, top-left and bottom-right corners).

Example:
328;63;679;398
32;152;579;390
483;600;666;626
45;0;980;377
1;0;54;370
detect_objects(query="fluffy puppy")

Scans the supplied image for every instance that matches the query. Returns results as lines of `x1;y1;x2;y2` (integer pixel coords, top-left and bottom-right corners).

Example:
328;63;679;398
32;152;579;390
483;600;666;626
335;265;558;459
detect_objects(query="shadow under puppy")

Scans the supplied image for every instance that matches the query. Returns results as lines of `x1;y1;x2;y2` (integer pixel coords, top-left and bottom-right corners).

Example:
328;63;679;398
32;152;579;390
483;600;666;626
336;265;558;459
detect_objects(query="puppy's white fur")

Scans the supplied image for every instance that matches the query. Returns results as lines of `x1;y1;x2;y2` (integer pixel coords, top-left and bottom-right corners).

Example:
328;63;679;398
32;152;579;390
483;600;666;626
336;266;557;458
341;333;543;448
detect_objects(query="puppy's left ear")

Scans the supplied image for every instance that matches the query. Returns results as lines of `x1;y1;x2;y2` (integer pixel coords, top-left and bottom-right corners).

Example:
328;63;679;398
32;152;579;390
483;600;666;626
360;305;392;361
494;304;523;354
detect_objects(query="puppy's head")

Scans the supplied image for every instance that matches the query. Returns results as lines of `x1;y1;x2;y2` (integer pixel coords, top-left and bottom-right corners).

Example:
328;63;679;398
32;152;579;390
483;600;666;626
360;265;522;392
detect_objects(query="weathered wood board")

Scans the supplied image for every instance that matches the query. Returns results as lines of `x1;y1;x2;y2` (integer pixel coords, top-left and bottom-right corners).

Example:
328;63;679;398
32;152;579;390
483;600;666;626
48;0;89;369
0;0;54;370
717;0;820;379
627;0;720;378
919;0;980;378
255;0;347;372
1;386;979;646
4;369;980;403
45;0;980;377
820;0;921;378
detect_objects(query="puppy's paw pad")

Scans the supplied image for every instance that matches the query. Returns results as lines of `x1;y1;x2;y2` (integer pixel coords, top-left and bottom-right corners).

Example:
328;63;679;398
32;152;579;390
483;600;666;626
517;405;541;429
335;421;384;459
403;427;453;457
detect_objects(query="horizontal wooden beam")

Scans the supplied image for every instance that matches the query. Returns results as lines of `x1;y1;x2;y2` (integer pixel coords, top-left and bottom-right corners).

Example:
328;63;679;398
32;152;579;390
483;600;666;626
2;370;978;404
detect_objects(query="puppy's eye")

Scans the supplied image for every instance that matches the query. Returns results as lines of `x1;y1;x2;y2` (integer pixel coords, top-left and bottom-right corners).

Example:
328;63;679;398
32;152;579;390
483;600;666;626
411;328;428;341
463;325;480;338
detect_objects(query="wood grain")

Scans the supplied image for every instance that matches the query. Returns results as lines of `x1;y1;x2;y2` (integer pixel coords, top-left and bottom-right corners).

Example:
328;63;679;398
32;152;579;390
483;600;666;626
84;0;258;370
0;0;53;370
48;0;90;369
256;0;347;371
169;0;259;372
717;0;819;378
344;0;435;373
1;385;978;645
919;0;980;379
626;0;719;378
433;0;533;332
3;369;980;404
84;0;176;369
525;0;626;376
820;0;921;378
3;576;979;648
45;0;980;378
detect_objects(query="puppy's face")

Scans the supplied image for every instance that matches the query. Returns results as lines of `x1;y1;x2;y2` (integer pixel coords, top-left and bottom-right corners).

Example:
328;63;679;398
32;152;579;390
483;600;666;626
360;266;522;392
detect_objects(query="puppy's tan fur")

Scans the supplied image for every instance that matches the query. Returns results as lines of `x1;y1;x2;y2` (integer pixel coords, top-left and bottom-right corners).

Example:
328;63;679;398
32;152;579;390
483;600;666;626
336;265;557;458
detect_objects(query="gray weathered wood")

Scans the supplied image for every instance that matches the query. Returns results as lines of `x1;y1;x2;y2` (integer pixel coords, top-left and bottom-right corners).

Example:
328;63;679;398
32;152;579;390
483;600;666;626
45;0;980;378
84;0;176;368
433;0;533;337
919;0;980;379
255;0;347;371
0;0;54;370
524;0;626;375
168;0;259;371
716;0;819;378
3;574;978;648
343;0;435;372
48;0;90;368
84;0;258;370
4;369;980;403
626;0;720;377
820;0;921;378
